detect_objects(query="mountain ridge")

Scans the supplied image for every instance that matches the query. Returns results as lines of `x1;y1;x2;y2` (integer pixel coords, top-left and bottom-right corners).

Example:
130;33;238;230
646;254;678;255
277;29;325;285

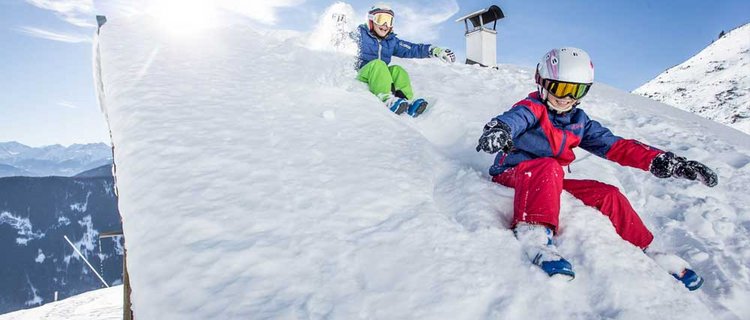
0;142;112;177
634;23;750;134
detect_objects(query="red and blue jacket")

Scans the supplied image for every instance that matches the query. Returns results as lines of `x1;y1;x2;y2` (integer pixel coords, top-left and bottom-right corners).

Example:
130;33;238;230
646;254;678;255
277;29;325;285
488;92;663;176
355;24;432;70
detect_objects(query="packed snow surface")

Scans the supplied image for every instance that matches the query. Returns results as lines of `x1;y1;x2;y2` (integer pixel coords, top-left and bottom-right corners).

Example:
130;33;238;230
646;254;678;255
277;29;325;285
0;286;121;320
93;9;750;320
634;23;750;134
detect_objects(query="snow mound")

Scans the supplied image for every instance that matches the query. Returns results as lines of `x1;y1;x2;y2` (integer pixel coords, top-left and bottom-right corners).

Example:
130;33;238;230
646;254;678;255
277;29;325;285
0;286;121;320
93;9;750;320
634;23;750;134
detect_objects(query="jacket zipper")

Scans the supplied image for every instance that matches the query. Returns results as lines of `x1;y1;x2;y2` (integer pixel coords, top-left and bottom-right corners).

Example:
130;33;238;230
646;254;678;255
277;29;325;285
377;39;382;60
549;112;569;158
555;131;568;157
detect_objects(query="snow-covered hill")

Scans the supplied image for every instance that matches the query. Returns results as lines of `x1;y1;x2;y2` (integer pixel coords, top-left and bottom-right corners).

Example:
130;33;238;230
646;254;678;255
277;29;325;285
634;23;750;134
0;286;121;320
89;7;750;320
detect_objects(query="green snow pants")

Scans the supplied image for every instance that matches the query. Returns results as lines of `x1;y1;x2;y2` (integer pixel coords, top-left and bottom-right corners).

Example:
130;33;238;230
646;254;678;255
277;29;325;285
357;59;414;101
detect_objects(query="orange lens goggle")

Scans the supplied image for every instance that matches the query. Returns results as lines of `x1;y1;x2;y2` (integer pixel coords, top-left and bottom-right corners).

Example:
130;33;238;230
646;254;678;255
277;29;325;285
369;12;394;27
540;78;591;100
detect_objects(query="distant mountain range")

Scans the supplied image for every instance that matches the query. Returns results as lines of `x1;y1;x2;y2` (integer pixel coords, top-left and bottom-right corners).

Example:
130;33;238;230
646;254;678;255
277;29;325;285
634;23;750;134
0;164;121;315
0;142;113;178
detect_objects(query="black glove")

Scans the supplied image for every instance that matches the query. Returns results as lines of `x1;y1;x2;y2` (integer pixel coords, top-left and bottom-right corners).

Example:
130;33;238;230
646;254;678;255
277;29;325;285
476;120;513;154
650;152;718;187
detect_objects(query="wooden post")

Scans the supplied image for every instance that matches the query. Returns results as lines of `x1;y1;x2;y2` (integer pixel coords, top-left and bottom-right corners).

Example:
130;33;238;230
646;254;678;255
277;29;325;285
123;247;133;320
100;231;131;319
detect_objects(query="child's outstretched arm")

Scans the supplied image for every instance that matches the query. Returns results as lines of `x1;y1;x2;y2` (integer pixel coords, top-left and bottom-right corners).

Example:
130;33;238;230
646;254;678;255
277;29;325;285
580;119;718;187
579;119;658;170
392;37;432;59
392;36;455;63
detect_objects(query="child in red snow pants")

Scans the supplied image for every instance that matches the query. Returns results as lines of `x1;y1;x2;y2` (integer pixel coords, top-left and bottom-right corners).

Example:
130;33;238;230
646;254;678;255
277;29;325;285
492;157;654;249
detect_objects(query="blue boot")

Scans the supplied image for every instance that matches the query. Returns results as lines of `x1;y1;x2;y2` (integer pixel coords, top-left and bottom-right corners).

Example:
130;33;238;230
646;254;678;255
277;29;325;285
381;94;408;114
514;223;575;280
645;248;703;291
674;269;704;291
407;98;428;117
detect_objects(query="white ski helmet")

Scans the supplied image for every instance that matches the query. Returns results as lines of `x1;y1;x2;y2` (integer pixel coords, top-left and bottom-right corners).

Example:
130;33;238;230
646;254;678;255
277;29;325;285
535;47;594;104
367;2;395;31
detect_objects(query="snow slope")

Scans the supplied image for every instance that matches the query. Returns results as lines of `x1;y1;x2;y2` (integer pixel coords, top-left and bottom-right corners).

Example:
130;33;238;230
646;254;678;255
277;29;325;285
634;23;750;134
92;8;750;320
0;286;121;320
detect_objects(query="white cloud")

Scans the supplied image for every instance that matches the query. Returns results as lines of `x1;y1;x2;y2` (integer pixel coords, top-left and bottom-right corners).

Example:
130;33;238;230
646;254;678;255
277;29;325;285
392;0;459;43
25;0;95;27
58;101;81;109
17;26;91;43
21;0;94;43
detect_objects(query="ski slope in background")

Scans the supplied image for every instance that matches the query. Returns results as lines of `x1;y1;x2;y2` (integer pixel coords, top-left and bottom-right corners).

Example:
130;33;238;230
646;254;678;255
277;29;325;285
634;23;750;134
83;4;750;319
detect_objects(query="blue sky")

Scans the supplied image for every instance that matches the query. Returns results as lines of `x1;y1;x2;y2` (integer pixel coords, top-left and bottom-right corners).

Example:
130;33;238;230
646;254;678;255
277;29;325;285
1;0;748;146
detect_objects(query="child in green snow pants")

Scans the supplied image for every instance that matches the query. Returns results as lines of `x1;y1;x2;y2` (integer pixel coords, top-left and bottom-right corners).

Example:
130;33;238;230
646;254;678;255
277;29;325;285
356;59;414;101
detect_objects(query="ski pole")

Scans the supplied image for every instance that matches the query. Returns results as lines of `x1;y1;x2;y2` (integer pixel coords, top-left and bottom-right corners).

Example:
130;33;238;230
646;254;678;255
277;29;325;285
64;235;110;288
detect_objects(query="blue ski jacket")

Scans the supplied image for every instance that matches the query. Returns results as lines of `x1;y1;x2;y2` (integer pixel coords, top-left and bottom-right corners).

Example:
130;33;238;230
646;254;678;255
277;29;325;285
487;92;663;176
355;24;432;70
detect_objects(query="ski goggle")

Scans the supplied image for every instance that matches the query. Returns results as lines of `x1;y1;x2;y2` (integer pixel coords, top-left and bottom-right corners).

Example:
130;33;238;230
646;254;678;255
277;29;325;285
369;11;394;27
538;77;592;100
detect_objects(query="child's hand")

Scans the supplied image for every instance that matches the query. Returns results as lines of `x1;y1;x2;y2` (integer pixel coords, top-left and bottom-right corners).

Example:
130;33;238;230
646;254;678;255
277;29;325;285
476;120;513;154
431;46;456;64
650;152;718;187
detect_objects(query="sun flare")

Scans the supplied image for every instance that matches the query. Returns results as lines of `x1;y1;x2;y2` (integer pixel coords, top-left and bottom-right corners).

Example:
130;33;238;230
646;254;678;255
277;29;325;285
148;0;219;35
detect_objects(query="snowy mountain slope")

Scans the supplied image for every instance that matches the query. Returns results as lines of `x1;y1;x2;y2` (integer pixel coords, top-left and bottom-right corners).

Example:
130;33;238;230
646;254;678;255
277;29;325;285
0;286;121;320
93;10;750;320
634;23;750;134
0;142;112;177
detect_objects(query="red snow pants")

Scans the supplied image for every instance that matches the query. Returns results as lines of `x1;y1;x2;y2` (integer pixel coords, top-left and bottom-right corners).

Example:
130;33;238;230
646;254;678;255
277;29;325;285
493;157;654;249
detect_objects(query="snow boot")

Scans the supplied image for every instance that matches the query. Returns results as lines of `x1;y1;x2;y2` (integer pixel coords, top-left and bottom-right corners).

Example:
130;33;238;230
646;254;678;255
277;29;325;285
380;94;409;115
407;98;428;117
514;222;575;280
645;248;704;291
